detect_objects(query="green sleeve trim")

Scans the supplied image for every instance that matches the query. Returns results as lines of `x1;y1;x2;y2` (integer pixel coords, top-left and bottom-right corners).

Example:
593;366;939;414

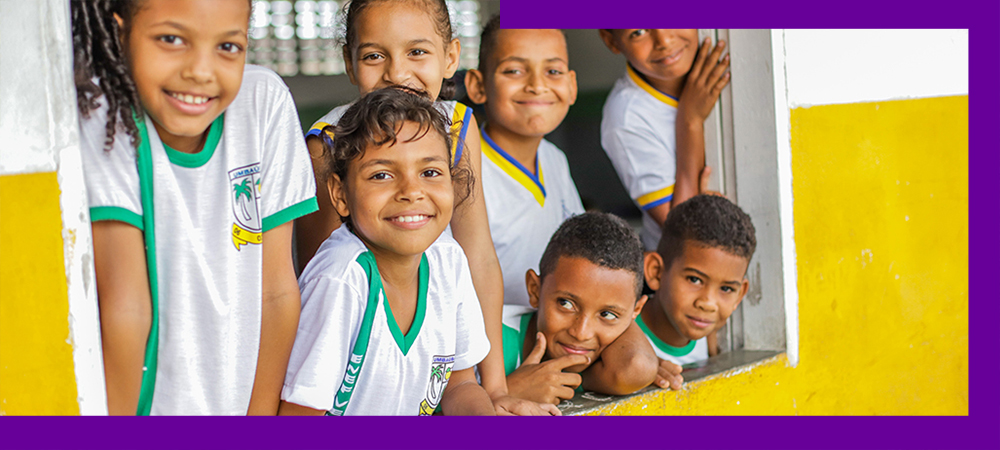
90;206;143;230
163;114;224;168
133;111;160;416
501;312;535;376
635;314;697;357
262;197;319;233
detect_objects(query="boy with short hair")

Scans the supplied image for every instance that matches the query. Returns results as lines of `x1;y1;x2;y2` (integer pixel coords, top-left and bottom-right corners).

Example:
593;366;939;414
501;212;658;405
464;17;585;321
640;194;756;389
598;29;730;251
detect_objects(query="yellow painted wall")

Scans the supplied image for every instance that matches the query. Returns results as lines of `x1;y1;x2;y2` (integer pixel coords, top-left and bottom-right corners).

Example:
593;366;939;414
587;95;969;415
0;171;80;415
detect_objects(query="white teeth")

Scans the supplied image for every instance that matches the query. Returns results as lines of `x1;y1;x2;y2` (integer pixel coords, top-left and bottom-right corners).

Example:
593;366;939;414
393;215;426;223
170;92;209;105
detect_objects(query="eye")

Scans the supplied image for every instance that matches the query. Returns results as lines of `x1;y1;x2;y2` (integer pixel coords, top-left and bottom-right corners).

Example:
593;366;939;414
361;52;383;62
369;171;392;181
600;310;620;320
686;275;703;285
219;42;243;54
721;285;735;293
547;69;564;76
501;68;523;76
556;298;574;311
409;48;429;57
629;29;647;39
421;168;443;178
158;35;184;46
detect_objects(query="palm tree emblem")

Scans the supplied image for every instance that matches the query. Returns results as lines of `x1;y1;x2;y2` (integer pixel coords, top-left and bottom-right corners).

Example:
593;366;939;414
233;178;254;221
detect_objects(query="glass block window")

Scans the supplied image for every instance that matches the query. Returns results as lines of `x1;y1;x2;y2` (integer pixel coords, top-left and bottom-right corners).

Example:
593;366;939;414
248;0;482;77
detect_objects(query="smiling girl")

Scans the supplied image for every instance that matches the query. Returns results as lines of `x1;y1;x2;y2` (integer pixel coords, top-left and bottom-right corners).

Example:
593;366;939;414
280;87;495;416
72;0;316;415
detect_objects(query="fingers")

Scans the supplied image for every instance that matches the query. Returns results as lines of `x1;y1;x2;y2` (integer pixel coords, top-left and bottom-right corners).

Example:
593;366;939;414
688;37;712;80
555;385;577;403
556;371;583;389
699;165;712;194
548;353;591;370
655;359;684;390
539;402;562;416
707;53;731;89
690;39;729;89
523;332;547;365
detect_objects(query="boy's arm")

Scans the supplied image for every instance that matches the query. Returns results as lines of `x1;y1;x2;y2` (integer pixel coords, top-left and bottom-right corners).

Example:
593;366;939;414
92;221;152;415
446;114;510;409
248;221;301;415
673;38;731;208
580;321;658;395
506;333;587;406
294;136;341;269
440;367;496;416
277;400;325;416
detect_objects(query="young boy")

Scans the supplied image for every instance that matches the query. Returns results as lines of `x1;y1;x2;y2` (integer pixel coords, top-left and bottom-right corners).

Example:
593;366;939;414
501;212;658;405
598;29;730;251
639;194;756;389
464;17;585;321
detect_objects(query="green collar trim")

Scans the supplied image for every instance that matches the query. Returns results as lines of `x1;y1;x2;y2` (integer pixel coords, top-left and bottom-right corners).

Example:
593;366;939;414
162;113;224;168
635;314;696;357
381;254;429;356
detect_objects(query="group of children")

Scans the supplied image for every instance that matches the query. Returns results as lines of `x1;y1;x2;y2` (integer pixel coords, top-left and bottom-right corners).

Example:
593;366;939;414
71;0;756;416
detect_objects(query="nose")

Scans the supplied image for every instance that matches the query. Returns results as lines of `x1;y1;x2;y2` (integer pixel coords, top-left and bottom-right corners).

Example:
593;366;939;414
694;294;718;313
181;48;215;84
384;57;412;87
650;29;674;50
566;315;595;342
524;68;549;95
395;173;425;203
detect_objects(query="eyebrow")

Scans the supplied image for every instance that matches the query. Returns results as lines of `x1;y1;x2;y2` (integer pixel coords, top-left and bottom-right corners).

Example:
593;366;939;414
497;56;569;65
358;39;433;50
358;159;395;170
150;21;245;38
684;267;742;287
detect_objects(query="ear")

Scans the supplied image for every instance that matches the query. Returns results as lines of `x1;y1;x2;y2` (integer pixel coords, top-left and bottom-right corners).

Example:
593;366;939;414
643;251;664;292
733;277;750;309
443;38;461;79
567;69;578;106
633;294;648;319
526;269;542;309
598;29;621;54
327;174;350;219
464;69;488;105
343;47;358;86
113;13;125;30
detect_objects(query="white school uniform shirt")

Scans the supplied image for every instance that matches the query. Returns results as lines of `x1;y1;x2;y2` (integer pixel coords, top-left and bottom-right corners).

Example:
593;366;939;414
601;65;681;250
282;226;490;415
635;314;709;366
306;100;474;167
79;65;318;415
479;129;585;320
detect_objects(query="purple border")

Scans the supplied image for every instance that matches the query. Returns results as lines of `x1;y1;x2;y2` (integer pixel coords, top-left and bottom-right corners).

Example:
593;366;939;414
6;1;996;449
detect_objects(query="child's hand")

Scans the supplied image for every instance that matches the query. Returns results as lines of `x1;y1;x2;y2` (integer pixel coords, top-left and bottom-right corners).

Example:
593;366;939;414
654;358;684;390
698;166;727;198
491;394;562;416
506;333;590;405
677;38;731;125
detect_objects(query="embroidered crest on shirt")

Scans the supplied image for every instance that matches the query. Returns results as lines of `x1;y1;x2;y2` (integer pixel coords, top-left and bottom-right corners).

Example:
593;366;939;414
418;355;454;415
229;163;263;250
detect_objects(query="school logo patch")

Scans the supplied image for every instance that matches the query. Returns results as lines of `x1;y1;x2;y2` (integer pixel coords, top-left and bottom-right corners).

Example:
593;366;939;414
229;163;262;250
418;354;454;415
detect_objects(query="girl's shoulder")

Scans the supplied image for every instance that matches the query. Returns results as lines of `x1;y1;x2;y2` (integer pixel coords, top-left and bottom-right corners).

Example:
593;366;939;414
298;226;370;286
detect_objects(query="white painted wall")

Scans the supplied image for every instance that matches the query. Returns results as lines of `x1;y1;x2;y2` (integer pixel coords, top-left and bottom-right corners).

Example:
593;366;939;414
0;0;107;415
783;29;968;107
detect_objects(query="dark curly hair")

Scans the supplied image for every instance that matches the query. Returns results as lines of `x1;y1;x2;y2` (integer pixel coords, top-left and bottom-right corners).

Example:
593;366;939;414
72;0;143;151
538;212;646;298
657;194;757;270
323;86;473;230
342;0;457;100
477;13;501;74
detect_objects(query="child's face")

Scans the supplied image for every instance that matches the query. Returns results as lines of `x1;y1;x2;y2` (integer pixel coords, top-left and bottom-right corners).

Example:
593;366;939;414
124;0;249;151
471;29;577;138
650;241;750;341
331;121;454;259
345;1;460;101
600;29;698;93
527;257;645;374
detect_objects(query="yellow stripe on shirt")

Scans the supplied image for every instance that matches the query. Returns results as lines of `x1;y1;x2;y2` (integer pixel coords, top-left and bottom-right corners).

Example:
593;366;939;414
627;65;680;108
480;131;546;207
636;184;674;210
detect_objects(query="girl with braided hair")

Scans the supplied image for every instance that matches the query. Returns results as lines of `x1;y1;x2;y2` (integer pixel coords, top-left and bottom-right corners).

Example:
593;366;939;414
72;0;316;415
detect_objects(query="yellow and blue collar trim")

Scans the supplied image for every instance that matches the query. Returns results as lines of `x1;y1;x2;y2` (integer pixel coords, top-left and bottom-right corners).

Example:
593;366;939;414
627;64;679;108
480;127;546;206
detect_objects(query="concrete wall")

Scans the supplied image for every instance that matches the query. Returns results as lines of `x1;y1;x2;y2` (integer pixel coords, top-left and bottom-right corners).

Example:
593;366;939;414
0;0;106;415
586;29;968;415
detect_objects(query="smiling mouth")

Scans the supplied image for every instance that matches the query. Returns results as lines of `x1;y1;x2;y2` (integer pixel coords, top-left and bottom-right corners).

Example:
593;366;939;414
652;47;686;65
390;214;430;223
559;343;593;355
686;316;714;329
166;90;214;106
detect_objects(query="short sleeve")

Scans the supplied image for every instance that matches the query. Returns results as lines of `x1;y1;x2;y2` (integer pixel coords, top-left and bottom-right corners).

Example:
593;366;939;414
281;273;365;411
600;109;677;212
259;84;318;232
452;252;490;371
78;101;144;229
